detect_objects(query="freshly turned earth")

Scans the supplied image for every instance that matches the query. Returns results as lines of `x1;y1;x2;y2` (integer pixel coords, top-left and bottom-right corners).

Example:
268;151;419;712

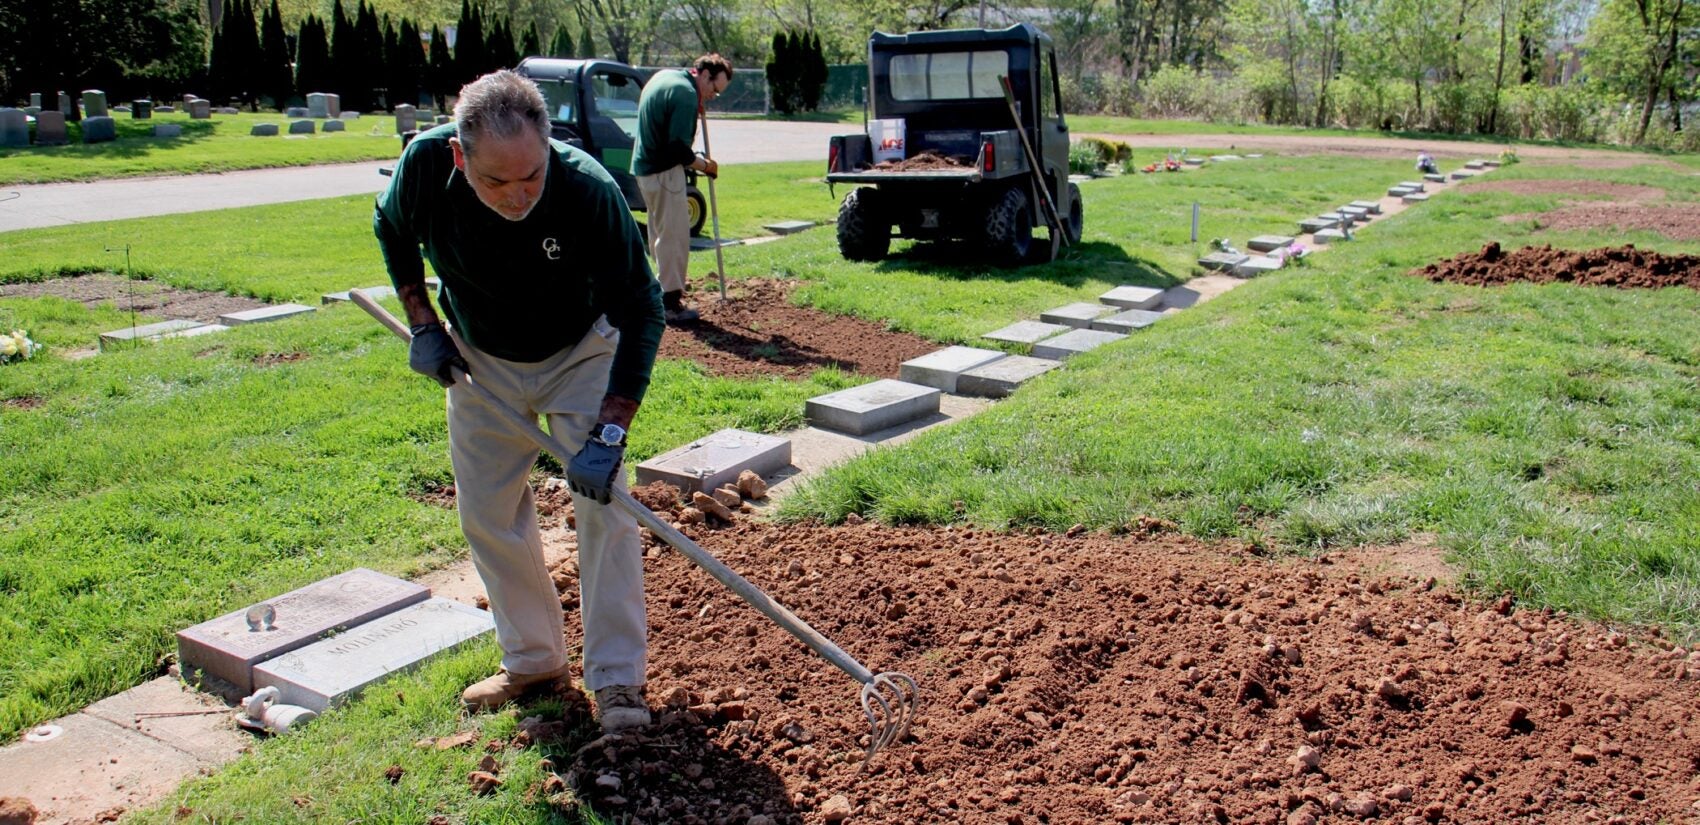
1416;243;1700;290
499;483;1700;824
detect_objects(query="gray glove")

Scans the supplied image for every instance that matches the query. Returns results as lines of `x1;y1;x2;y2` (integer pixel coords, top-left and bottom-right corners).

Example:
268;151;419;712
408;323;467;387
568;436;625;504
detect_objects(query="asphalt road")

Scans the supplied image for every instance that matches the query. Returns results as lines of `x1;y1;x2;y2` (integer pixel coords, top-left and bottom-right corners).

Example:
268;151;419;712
0;119;846;233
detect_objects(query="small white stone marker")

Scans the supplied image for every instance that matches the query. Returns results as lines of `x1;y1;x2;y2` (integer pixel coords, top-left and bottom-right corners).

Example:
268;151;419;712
762;220;815;235
983;320;1070;347
1481;160;1501;168
1182;157;1205;165
1423;173;1446;183
1299;217;1337;234
1312;228;1348;244
99;320;206;350
1198;251;1249;272
218;303;316;325
1465;160;1486;169
805;379;940;435
1031;328;1126;361
899;346;1007;393
1091;308;1165;333
635;428;791;495
1398;181;1426;192
1233;256;1284;278
176;568;430;692
1450;170;1475;180
956;355;1062;398
1098;285;1163;310
323;286;396;304
1402;192;1430;204
1348;200;1382;214
1339;206;1370;219
1387;186;1415;198
690;236;741;250
160;323;230;340
252;598;494;712
1247;235;1295;253
1039;302;1114;328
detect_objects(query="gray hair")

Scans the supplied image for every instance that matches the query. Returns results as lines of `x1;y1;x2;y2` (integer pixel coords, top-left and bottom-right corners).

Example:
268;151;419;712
454;70;550;156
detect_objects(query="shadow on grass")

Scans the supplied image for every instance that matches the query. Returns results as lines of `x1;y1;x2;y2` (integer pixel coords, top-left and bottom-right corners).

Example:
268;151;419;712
875;238;1183;288
0;116;219;164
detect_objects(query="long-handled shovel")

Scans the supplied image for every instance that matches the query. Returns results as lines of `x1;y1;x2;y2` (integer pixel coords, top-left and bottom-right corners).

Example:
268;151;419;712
699;112;727;301
351;289;917;759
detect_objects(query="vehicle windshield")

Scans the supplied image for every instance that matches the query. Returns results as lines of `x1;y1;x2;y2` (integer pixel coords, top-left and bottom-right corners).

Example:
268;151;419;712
888;50;1009;101
534;78;577;122
590;72;640;139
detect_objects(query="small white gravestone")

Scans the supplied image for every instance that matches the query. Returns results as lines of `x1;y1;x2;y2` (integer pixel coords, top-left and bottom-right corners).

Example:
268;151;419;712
394;103;416;133
80;90;108;118
0;108;27;148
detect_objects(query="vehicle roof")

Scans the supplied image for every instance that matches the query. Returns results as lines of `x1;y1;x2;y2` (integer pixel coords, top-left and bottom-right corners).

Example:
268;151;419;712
868;23;1049;50
515;57;590;79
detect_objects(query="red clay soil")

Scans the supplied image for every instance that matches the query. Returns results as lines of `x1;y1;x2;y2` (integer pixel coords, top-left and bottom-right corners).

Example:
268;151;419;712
1464;180;1666;201
1415;243;1700;290
1505;204;1700;242
874;151;973;172
0;273;267;320
493;484;1700;825
656;279;938;379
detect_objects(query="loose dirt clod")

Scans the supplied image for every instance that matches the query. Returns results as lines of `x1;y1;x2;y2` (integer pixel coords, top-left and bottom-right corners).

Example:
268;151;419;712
873;151;970;172
1416;242;1700;290
0;796;39;825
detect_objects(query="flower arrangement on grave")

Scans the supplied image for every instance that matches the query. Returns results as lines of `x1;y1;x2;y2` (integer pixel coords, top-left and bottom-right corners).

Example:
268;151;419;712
1274;243;1310;267
1209;237;1240;254
1499;147;1520;165
0;329;41;364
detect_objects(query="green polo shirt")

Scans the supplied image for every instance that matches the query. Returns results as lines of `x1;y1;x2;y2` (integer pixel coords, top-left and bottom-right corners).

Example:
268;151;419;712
374;123;665;403
631;69;699;176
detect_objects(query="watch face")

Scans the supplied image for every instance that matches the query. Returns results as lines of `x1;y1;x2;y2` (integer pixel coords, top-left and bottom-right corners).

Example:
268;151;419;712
599;423;627;445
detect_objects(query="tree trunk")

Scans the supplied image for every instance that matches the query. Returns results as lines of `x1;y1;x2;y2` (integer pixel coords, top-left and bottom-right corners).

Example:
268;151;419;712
1489;0;1508;134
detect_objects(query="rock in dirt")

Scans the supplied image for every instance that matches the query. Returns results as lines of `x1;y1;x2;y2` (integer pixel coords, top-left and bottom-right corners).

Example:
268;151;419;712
712;485;742;508
692;491;736;522
433;730;480;750
1289;745;1323;775
383;765;404;784
737;469;768;500
820;794;854;822
678;506;705;525
0;797;39;825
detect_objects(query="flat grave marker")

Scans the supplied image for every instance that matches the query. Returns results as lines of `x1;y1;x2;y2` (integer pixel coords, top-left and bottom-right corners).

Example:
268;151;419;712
1039;301;1113;328
1246;235;1295;253
982;319;1070;347
956;355;1062;398
806;379;940;435
1032;329;1126;361
1091;308;1165;333
218;304;315;325
635;428;791;494
1098;285;1163;310
899;346;1007;393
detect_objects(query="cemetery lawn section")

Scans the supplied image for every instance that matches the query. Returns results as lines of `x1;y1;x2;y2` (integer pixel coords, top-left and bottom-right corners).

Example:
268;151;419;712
780;157;1700;639
0;111;405;185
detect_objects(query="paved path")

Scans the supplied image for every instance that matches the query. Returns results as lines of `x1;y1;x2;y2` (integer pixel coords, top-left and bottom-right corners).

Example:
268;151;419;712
0;120;844;234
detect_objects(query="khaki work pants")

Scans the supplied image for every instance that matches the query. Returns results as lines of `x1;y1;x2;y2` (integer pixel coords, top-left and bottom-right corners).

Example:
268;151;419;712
637;166;690;294
446;323;646;690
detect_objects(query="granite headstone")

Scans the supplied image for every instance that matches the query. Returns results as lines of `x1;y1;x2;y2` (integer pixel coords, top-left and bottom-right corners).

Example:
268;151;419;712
81;89;108;117
0;108;26;148
80;115;116;143
34;110;67;145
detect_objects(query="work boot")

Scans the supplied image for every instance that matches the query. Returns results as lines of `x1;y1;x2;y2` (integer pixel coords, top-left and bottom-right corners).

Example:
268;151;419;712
663;290;700;326
460;665;568;711
593;684;653;733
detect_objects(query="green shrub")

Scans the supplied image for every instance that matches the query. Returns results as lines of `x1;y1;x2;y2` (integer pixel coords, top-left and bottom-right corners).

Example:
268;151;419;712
1068;140;1102;174
1140;64;1200;118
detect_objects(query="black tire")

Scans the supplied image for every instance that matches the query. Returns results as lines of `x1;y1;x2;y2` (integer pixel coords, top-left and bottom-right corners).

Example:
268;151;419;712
1064;181;1084;245
686;187;708;237
837;187;890;262
983;186;1033;266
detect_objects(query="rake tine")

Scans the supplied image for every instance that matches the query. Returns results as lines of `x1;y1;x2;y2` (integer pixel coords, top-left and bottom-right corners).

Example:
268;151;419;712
859;671;920;761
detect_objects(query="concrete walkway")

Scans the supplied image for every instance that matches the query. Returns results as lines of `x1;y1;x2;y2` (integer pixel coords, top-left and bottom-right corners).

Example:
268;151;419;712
0;120;845;234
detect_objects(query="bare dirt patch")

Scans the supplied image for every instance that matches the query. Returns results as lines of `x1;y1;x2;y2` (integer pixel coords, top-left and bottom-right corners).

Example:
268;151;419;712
1504;203;1700;241
1;395;43;411
0;273;267;321
251;351;310;367
658;279;937;379
490;487;1700;824
1416;242;1700;290
1465;179;1666;201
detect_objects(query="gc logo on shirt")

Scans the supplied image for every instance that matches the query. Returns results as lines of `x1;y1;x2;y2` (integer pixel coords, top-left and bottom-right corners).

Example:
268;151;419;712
542;237;561;260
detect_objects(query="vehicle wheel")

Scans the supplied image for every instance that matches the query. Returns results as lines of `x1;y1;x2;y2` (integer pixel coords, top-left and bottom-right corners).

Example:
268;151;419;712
837;188;890;262
686;187;708;237
983;186;1033;266
1065;182;1084;245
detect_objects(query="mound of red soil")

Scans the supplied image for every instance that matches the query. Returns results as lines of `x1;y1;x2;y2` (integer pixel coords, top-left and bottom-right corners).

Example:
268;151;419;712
657;279;937;379
874;151;972;172
0;273;266;320
1415;243;1700;290
520;511;1700;824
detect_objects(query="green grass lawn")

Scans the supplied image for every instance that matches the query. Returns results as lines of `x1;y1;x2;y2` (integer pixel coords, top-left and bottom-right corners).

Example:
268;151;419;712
0;111;410;185
5;152;1698;820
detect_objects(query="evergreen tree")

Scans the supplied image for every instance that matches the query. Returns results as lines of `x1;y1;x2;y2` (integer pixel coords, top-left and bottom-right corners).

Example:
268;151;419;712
357;2;383;111
801;30;827;112
489;17;518;70
329;0;354;105
236;0;263;109
260;0;292;109
428;23;453;110
207;5;230;102
578;23;595;59
548;25;575;59
521;22;542;58
454;0;485;86
392;18;423;109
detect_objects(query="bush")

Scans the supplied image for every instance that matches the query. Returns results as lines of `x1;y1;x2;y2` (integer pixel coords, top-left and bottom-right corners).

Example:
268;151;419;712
1195;74;1253;124
1140;64;1200;118
1237;60;1296;124
1502;82;1606;142
1068;140;1101;174
1062;73;1138;116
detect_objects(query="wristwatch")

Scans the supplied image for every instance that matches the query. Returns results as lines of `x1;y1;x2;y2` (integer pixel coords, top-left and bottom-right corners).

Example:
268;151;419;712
590;422;627;447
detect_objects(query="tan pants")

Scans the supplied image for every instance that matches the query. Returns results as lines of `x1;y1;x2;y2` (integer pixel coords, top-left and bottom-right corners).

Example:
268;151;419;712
637;166;690;294
446;323;646;690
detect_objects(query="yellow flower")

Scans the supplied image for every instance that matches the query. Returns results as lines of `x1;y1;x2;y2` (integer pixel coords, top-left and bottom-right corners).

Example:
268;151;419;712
0;336;17;358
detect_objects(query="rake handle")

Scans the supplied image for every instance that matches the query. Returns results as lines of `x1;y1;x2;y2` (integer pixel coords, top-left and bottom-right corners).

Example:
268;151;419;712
350;289;875;686
699;111;727;300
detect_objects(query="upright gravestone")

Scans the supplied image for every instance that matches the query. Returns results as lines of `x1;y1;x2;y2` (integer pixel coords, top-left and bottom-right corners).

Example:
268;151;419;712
154;105;175;113
81;116;116;143
288;119;316;134
182;93;195;108
434;114;451;125
322;119;345;132
131;99;152;119
307;92;329;118
29;93;41;109
338;111;359;120
0;108;27;148
286;106;309;118
325;93;341;117
394;103;416;134
35;110;68;145
81;90;108;117
250;123;279;136
57;91;72;115
23;106;39;117
189;99;211;119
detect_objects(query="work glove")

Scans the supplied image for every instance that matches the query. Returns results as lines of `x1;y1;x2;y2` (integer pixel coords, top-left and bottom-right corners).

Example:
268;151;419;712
568;437;625;505
408;322;467;387
696;155;718;179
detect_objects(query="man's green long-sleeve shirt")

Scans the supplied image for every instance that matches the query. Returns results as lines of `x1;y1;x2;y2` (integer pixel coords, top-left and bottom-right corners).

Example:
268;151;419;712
631;69;699;176
373;123;665;403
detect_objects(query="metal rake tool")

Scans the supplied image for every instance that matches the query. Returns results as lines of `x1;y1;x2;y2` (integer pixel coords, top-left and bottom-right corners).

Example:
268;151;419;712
351;289;919;759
